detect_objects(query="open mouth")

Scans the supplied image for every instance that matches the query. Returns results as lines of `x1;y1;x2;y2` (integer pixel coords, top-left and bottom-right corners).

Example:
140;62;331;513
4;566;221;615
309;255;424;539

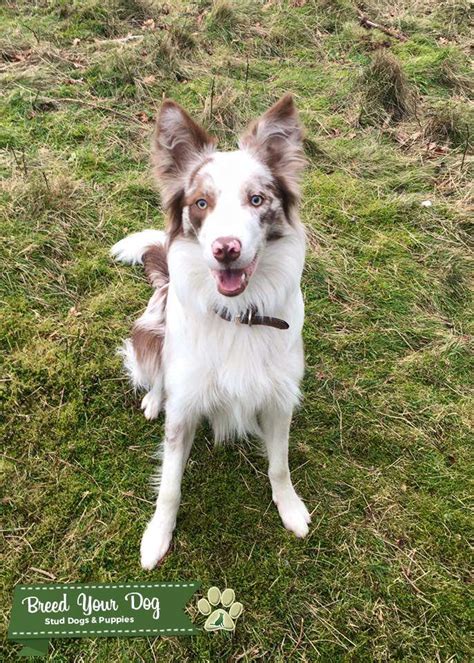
211;256;257;297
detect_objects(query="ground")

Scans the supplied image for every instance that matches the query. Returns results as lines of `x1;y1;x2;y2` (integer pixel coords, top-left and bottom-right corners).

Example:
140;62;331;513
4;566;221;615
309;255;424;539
1;1;472;661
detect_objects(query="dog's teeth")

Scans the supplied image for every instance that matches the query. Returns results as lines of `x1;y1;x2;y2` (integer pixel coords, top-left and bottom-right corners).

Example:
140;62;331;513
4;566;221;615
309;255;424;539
241;273;247;284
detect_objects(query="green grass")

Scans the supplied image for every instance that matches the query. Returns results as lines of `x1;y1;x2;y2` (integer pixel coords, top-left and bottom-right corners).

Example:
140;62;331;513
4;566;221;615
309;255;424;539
1;0;472;660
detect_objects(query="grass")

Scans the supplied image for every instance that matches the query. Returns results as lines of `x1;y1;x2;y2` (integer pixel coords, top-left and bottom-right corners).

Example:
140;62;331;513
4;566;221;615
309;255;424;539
1;0;472;660
358;50;414;125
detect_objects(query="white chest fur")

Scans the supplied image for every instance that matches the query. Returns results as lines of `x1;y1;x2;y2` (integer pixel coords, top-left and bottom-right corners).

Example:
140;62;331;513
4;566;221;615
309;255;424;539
163;284;305;440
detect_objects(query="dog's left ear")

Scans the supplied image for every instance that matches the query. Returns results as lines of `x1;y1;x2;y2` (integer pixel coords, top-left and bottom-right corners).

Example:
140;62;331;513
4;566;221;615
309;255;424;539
239;94;305;196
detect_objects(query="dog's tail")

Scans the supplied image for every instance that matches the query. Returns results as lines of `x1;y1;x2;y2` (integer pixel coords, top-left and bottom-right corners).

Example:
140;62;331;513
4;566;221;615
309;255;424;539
111;229;168;289
112;230;168;418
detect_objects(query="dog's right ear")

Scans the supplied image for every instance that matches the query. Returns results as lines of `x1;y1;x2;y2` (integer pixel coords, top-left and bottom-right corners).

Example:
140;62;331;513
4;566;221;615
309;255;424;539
152;100;216;203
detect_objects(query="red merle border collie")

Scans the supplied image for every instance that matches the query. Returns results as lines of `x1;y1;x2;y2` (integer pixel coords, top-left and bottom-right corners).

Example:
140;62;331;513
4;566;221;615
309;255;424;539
111;94;310;569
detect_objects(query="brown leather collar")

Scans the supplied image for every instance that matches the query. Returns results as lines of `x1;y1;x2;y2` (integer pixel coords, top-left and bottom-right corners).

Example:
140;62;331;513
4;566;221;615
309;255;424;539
215;305;289;330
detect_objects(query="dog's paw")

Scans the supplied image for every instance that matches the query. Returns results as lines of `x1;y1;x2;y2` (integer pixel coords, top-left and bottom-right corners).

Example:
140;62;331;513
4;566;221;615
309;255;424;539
141;392;162;420
140;520;172;570
274;491;311;538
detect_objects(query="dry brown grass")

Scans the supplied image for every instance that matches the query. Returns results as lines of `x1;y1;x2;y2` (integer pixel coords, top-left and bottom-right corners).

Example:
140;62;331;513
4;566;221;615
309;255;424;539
359;50;415;125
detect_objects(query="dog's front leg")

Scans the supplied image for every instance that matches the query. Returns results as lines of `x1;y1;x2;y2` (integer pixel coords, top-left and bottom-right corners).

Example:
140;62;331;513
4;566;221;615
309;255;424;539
140;415;196;569
260;406;311;538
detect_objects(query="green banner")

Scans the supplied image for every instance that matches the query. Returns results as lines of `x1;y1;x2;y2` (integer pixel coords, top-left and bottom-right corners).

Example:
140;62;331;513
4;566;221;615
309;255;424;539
8;582;200;657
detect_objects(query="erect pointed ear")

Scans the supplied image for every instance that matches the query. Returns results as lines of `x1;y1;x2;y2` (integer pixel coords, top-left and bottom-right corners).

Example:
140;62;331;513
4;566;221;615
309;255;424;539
152;99;216;204
239;94;305;206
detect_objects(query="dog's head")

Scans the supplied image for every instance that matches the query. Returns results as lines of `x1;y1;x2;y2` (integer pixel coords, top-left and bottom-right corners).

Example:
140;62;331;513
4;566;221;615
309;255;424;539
152;95;305;297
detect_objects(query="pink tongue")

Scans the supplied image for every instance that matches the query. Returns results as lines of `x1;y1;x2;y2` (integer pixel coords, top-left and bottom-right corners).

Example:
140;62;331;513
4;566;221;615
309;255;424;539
218;269;244;292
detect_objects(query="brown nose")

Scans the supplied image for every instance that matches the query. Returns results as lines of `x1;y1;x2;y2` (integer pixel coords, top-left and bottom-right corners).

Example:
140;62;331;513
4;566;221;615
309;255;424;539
212;237;241;263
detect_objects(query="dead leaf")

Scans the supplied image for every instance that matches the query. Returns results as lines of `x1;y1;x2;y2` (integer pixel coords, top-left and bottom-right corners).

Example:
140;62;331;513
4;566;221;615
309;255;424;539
9;49;32;62
136;111;152;123
142;18;156;31
395;131;409;145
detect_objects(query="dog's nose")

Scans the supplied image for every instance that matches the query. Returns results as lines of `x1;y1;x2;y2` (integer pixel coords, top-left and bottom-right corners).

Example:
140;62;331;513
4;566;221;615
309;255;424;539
212;237;241;263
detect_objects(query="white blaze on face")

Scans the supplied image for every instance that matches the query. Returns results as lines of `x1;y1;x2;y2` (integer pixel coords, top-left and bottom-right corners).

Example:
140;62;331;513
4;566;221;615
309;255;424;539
152;94;305;299
196;150;270;270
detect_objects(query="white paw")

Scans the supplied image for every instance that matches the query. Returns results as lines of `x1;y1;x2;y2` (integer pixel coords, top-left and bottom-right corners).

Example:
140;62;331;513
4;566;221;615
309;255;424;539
274;491;311;538
141;392;161;420
140;520;173;570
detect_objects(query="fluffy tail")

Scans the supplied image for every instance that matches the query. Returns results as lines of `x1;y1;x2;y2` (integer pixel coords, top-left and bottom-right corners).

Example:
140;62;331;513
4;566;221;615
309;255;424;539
111;229;168;289
112;230;168;420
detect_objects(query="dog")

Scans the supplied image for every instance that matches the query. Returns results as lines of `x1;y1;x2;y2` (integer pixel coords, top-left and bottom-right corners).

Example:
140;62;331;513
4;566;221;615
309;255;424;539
111;94;310;569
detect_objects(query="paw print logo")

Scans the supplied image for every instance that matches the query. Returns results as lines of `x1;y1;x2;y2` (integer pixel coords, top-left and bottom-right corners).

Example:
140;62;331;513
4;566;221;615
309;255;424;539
197;587;243;632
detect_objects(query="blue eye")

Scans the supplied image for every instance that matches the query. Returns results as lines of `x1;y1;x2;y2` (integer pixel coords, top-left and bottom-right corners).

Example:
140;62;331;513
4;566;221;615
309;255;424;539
196;199;208;209
250;194;264;207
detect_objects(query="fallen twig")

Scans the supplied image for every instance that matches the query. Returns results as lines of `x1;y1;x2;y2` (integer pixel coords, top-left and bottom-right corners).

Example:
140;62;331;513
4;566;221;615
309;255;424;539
288;618;305;660
30;567;56;580
93;34;144;45
19;21;41;44
357;10;408;42
121;490;154;505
